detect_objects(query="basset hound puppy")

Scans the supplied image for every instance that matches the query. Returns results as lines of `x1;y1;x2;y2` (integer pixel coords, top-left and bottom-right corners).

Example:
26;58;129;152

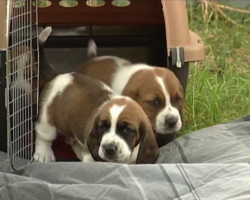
76;40;185;147
35;27;159;163
34;73;159;164
38;27;184;150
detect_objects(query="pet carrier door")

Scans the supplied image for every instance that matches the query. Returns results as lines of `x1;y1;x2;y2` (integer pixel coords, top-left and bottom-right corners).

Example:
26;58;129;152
4;0;40;171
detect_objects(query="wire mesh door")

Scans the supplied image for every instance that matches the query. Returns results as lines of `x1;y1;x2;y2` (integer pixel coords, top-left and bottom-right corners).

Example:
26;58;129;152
6;0;39;170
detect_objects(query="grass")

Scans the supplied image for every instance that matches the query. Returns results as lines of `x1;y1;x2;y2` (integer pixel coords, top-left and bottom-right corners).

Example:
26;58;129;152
180;2;250;135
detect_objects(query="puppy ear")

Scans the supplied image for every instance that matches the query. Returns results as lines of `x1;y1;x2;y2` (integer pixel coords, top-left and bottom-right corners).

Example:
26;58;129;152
122;84;138;100
87;116;104;162
136;122;159;164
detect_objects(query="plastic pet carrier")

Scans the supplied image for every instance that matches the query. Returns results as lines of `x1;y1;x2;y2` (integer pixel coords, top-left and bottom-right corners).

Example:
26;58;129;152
0;0;205;171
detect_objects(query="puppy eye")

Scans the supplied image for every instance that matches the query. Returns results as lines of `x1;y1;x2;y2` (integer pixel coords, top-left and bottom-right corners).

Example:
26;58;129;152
123;127;135;134
149;98;161;106
175;96;182;103
99;125;107;133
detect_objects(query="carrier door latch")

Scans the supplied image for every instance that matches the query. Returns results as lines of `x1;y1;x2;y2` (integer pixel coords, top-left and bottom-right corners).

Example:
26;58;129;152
171;47;185;68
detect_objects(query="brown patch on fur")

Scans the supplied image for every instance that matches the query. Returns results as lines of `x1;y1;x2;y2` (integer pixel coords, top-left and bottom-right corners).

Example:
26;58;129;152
45;73;111;143
38;73;112;162
76;58;119;86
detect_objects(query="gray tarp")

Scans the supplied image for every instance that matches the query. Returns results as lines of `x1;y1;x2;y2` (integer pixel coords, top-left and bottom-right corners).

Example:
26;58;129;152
1;115;250;200
157;115;250;164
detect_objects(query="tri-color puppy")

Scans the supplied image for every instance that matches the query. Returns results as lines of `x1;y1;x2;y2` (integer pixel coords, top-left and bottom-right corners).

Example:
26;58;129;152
34;28;159;164
76;40;185;147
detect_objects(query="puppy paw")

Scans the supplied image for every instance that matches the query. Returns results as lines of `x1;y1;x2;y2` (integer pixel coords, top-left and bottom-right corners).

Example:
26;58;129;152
34;148;55;163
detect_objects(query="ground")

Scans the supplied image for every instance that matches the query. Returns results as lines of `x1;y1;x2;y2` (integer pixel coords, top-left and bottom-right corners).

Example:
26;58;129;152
181;2;250;135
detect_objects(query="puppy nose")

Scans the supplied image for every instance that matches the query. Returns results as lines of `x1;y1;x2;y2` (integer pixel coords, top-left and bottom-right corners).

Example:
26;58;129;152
165;117;177;128
103;143;117;156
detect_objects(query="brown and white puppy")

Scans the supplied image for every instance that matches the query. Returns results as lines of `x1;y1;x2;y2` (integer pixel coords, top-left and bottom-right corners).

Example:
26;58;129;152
34;72;159;164
76;40;184;147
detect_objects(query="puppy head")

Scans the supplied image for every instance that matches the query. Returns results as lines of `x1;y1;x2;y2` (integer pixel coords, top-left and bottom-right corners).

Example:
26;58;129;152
87;97;159;164
122;67;184;136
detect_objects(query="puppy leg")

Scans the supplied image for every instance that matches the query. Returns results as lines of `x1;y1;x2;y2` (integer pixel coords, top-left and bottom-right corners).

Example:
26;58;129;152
71;142;84;161
68;139;95;162
82;152;95;162
67;136;95;162
34;121;57;163
82;144;95;162
68;136;95;162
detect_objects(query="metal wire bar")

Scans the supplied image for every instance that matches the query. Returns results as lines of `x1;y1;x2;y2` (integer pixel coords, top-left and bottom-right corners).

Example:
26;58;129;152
9;89;38;104
6;0;39;171
11;130;33;144
10;103;34;118
9;67;39;80
9;36;37;49
9;11;35;21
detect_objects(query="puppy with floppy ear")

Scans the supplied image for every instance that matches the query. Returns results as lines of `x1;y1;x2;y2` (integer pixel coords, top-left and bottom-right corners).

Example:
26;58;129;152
75;40;184;148
35;30;159;163
136;122;159;164
38;28;184;148
86;116;104;162
87;104;159;164
34;73;159;164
